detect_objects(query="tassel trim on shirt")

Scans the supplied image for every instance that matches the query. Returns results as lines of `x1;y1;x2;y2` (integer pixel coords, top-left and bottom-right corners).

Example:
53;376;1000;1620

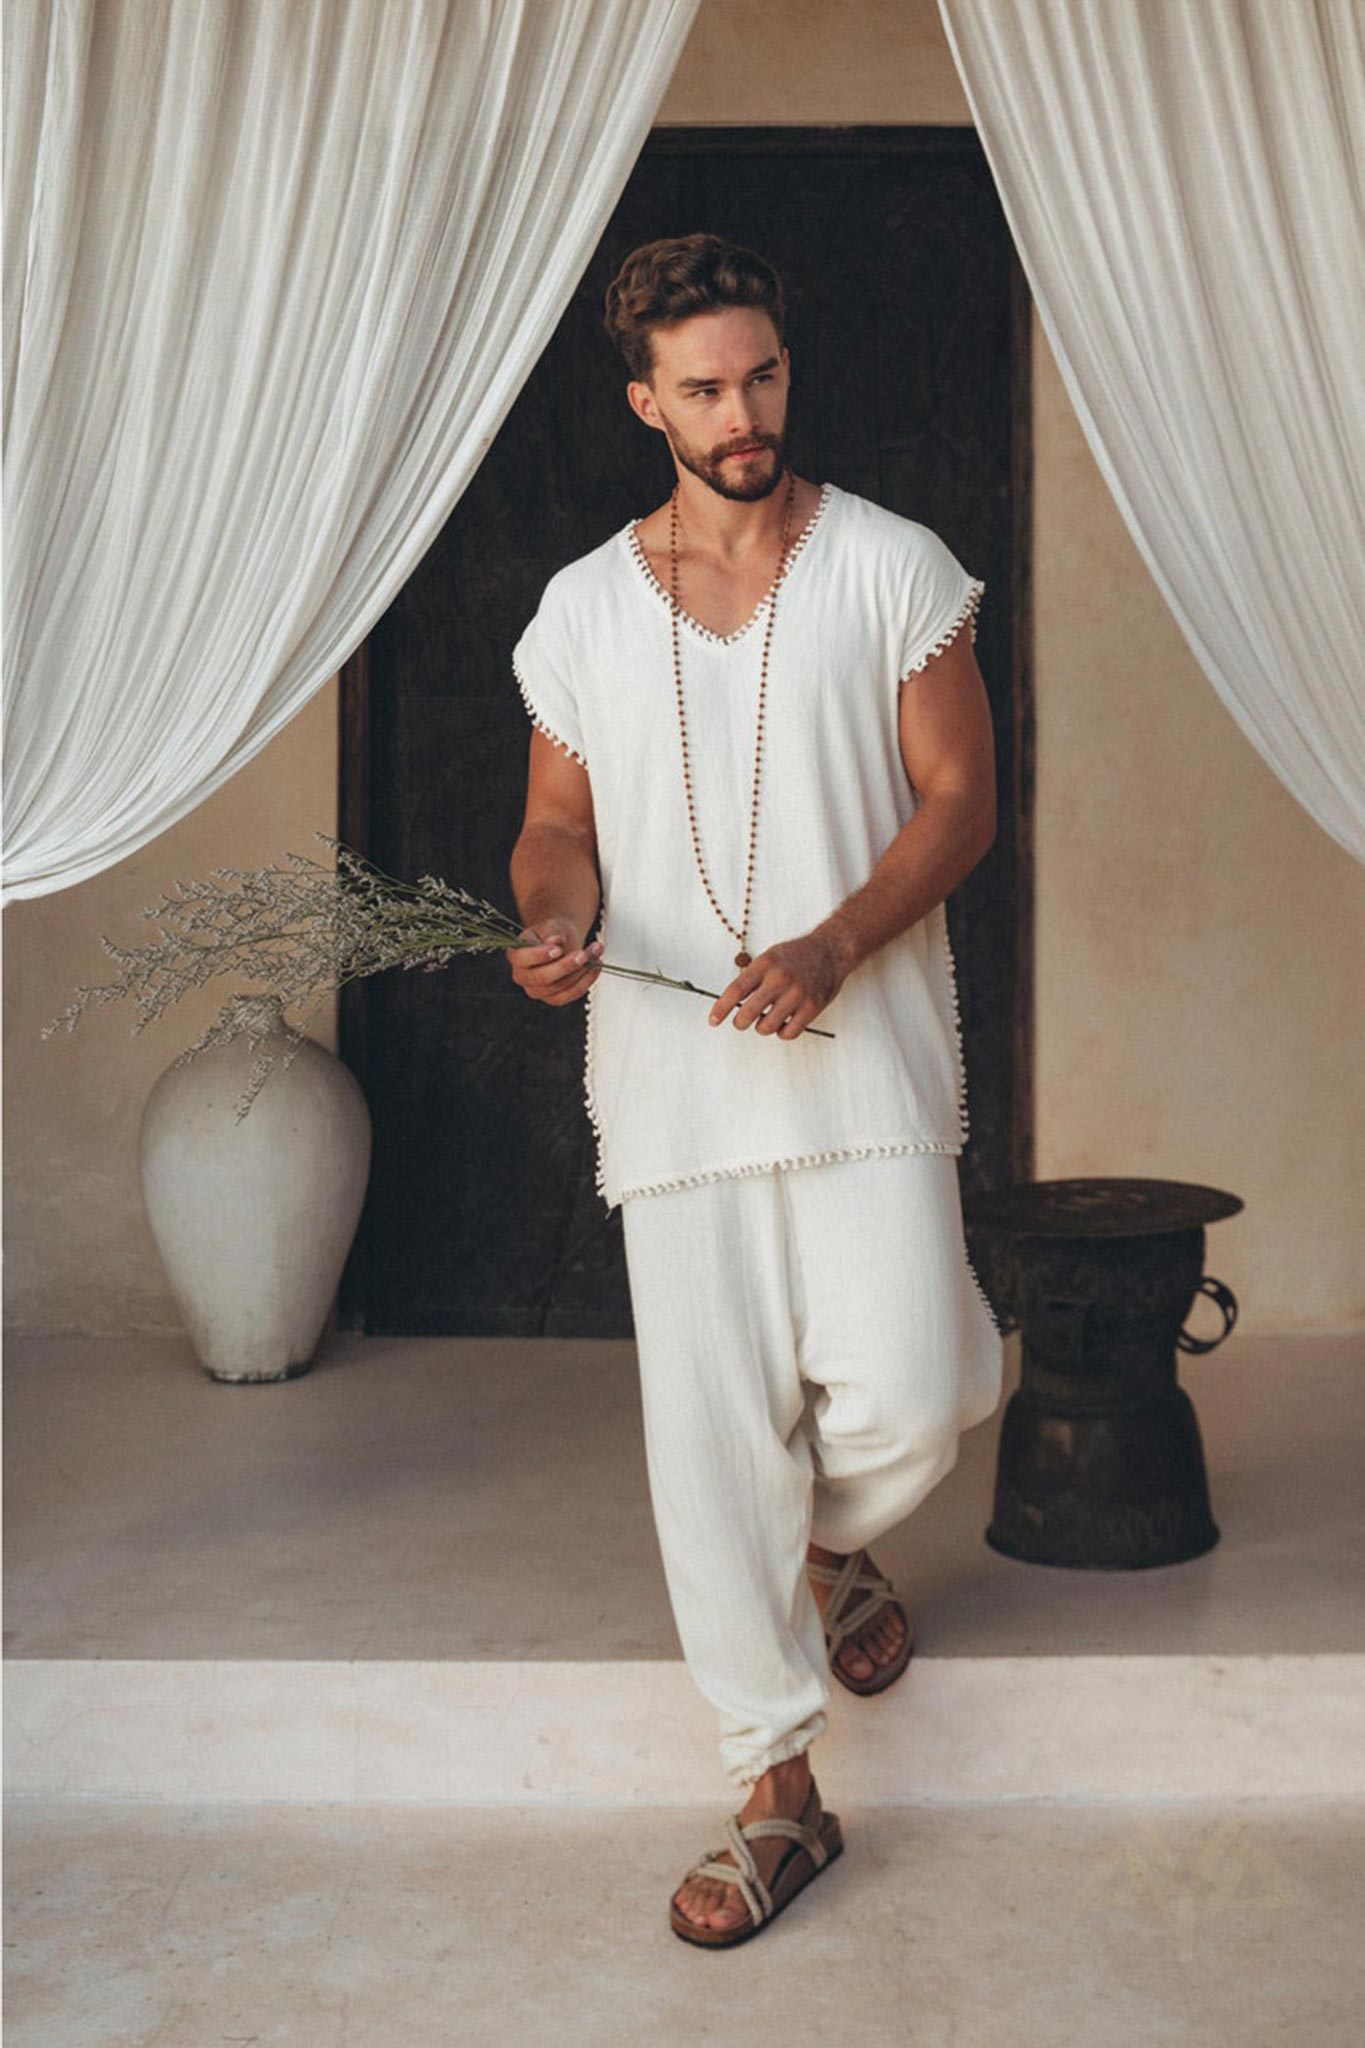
608;1139;1003;1334
899;578;985;679
624;479;836;646
611;1137;962;1202
934;897;1001;1333
583;949;610;1206
512;649;589;767
937;900;972;1150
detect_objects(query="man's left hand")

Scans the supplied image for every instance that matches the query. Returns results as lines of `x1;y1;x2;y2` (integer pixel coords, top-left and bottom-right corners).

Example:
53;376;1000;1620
708;929;851;1040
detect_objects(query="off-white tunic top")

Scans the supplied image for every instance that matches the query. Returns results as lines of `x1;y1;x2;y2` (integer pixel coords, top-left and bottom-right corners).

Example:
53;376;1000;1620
512;480;986;1212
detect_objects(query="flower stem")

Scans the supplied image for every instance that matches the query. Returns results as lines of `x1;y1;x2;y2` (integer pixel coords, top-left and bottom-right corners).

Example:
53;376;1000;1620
504;944;836;1038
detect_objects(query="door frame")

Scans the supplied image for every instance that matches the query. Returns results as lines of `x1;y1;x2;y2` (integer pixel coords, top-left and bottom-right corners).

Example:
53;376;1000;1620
335;124;1035;1332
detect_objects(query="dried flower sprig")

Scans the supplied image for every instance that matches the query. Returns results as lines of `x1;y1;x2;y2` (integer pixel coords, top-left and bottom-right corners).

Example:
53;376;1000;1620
41;831;833;1120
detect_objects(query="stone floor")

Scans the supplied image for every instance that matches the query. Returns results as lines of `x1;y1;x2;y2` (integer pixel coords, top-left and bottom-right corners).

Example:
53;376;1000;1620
4;1324;1363;2043
5;1328;1363;1662
5;1792;1360;2046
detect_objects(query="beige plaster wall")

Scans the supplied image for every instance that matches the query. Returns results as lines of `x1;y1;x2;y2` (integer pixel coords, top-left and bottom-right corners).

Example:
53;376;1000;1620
4;0;1361;1338
1032;328;1363;1334
3;682;340;1335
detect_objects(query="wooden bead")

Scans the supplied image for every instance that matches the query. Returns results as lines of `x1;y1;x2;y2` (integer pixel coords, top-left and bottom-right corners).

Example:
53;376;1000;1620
669;473;796;970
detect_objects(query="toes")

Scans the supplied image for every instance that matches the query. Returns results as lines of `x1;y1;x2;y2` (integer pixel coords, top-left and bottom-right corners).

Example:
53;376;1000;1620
872;1619;898;1661
871;1615;904;1661
676;1867;748;1931
678;1879;715;1922
701;1880;732;1915
841;1605;908;1673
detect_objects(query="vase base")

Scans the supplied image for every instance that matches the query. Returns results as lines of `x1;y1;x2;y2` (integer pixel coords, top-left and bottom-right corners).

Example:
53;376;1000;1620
203;1357;315;1385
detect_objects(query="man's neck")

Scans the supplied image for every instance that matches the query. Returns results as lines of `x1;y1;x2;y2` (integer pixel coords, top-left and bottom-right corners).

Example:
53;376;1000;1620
667;467;806;562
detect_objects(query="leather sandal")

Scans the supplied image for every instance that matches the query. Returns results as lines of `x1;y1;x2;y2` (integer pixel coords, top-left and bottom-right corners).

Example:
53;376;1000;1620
808;1549;915;1695
669;1777;844;1949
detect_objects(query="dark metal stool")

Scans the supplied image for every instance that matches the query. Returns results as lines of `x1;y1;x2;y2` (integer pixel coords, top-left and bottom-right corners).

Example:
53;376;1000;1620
961;1177;1242;1569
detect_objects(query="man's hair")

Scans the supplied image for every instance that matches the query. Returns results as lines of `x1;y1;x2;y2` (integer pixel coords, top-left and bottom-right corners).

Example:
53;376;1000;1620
602;232;786;385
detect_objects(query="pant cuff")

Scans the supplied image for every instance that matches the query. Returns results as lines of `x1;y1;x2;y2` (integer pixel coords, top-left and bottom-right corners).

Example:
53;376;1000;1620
724;1710;829;1790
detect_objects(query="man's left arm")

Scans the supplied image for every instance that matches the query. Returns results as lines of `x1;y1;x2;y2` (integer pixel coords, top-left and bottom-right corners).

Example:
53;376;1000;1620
708;624;997;1038
820;622;998;973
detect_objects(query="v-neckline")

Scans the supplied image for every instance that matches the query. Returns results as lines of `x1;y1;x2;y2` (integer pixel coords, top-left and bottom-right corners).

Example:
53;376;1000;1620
621;480;835;646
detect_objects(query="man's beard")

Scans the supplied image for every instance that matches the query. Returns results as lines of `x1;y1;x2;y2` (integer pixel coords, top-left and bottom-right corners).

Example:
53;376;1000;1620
657;411;790;502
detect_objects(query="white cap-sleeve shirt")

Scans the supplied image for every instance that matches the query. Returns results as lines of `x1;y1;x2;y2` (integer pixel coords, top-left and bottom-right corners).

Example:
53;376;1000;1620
512;480;987;1211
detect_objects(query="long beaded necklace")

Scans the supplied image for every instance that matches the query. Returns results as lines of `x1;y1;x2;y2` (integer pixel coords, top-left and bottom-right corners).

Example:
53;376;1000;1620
667;468;796;970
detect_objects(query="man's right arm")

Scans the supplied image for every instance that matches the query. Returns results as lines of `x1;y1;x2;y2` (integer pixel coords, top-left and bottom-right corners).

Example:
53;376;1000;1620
506;727;603;1006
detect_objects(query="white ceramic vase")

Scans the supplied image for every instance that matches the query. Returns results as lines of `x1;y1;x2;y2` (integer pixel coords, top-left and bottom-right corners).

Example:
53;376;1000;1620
138;995;372;1381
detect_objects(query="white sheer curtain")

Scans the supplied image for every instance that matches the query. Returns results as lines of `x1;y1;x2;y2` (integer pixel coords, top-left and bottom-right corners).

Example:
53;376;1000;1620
1;0;700;902
939;0;1365;864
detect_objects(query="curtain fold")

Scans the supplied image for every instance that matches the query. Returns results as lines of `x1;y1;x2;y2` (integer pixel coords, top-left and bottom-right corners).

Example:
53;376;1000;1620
1;0;701;902
939;0;1365;864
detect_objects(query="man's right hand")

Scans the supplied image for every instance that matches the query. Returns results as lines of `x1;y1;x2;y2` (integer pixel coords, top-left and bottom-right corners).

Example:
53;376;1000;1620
506;914;604;1006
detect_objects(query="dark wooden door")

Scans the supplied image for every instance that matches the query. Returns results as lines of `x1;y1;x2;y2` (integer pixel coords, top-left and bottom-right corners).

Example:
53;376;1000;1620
338;126;1033;1337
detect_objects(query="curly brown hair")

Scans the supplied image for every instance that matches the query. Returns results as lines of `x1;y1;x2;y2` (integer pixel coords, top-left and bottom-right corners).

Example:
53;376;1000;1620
602;232;786;385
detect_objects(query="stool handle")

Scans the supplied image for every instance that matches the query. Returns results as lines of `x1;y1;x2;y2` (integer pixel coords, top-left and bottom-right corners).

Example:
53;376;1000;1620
1177;1274;1238;1354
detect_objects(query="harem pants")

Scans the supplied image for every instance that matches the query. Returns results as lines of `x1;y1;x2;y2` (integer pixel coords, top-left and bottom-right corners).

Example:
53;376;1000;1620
620;1149;1003;1790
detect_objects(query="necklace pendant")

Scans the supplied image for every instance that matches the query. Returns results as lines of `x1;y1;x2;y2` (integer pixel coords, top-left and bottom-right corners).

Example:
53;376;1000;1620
735;949;752;969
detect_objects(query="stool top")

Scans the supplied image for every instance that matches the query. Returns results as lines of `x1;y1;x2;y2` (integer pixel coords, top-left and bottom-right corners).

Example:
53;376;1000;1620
962;1176;1243;1237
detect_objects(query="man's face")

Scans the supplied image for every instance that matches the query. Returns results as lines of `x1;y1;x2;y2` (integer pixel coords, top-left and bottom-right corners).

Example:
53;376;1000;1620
628;307;791;503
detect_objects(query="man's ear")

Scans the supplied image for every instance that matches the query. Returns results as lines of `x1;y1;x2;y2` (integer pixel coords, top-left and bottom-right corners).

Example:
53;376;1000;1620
626;379;664;432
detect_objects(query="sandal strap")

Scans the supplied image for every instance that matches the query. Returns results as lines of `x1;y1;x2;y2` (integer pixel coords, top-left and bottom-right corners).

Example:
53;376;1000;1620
740;1812;830;1866
807;1551;893;1596
682;1796;827;1929
804;1556;853;1585
825;1586;897;1653
686;1816;772;1927
809;1551;904;1653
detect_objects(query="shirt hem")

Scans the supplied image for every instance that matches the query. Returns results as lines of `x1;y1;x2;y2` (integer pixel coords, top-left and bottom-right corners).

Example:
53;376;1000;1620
610;1136;964;1205
608;1133;1003;1336
588;901;976;1207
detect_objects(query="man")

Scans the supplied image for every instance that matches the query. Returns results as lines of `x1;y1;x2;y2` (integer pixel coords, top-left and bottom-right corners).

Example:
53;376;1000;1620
506;233;1003;1946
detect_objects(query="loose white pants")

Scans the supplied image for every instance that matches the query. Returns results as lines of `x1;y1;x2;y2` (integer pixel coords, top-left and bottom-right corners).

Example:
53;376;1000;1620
620;1150;1003;1790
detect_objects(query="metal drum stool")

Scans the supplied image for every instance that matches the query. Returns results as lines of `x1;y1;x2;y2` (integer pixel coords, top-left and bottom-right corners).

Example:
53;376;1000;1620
961;1177;1242;1569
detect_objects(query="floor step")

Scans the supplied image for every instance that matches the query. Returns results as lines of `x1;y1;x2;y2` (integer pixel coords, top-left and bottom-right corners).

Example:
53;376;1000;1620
7;1650;1365;1803
6;1329;1363;1805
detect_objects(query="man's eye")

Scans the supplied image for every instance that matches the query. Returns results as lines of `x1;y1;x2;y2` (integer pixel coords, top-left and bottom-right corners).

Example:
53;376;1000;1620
689;375;772;398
